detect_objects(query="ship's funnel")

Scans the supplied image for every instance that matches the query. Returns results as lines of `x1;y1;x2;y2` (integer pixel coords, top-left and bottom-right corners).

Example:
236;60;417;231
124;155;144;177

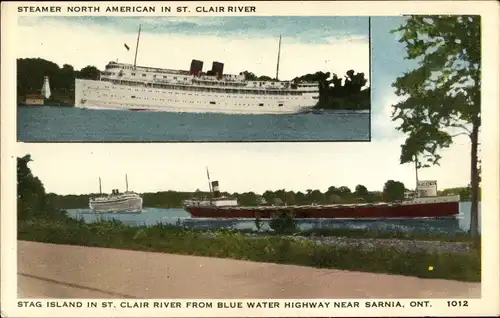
41;76;51;99
211;61;224;78
189;59;203;76
211;181;221;198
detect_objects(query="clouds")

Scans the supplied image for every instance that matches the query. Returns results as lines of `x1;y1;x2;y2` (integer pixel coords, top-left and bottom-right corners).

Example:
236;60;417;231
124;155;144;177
17;16;369;82
18;16;369;45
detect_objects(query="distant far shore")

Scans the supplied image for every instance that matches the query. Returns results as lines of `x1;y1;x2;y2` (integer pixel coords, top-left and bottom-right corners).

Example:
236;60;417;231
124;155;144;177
47;186;479;211
17;57;370;111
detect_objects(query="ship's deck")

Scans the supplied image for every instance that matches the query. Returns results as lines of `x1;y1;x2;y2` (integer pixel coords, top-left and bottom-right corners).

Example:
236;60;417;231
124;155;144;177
186;196;460;210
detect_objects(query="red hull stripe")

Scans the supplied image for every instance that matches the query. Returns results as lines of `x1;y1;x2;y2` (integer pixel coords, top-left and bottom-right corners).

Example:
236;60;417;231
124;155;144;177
185;202;459;219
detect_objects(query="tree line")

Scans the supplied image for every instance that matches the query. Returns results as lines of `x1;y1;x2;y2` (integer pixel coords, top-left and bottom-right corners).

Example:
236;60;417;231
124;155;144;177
18;153;477;219
17;57;369;110
43;179;477;210
242;69;370;110
17;58;101;106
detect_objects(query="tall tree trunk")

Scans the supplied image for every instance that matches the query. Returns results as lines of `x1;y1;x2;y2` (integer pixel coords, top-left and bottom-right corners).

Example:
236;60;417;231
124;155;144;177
469;121;480;238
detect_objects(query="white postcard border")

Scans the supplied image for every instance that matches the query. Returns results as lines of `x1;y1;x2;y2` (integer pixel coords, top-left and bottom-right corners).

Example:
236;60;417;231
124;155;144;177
2;1;499;317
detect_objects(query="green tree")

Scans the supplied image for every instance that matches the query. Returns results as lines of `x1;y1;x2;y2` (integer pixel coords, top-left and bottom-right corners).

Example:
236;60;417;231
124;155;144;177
254;214;263;231
294;191;306;205
309;189;324;203
326;186;338;195
262;190;275;205
77;65;101;80
240;71;258;81
382;180;405;202
237;191;258;206
284;191;296;205
17;154;65;220
391;16;481;236
17;154;43;220
355;184;369;197
343;69;368;95
269;211;297;234
338;186;352;194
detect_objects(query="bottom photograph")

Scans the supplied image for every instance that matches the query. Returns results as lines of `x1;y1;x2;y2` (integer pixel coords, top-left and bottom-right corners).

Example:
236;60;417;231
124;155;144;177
16;143;481;300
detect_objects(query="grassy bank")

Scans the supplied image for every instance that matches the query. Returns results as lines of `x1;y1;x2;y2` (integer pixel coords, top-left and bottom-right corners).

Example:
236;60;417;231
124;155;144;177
18;217;481;282
181;226;474;243
297;228;475;243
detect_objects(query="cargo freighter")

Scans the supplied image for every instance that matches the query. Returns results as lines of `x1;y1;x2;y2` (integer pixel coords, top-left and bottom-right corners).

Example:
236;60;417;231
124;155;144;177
75;25;319;114
182;171;460;219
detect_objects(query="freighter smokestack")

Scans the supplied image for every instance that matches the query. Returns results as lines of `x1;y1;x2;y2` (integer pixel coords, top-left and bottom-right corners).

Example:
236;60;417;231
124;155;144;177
211;181;221;198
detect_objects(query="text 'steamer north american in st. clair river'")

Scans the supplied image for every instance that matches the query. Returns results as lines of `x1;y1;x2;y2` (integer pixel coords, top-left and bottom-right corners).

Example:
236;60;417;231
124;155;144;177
75;25;319;114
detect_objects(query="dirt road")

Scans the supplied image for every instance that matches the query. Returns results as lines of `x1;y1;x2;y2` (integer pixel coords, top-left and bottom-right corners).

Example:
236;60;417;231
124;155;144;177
17;240;481;299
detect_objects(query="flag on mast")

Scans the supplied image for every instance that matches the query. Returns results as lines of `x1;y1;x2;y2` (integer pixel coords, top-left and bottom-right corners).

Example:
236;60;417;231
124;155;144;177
124;43;130;51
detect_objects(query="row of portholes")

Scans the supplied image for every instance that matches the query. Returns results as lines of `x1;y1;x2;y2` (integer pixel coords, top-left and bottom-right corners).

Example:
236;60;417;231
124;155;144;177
87;85;301;100
86;89;299;102
93;94;288;107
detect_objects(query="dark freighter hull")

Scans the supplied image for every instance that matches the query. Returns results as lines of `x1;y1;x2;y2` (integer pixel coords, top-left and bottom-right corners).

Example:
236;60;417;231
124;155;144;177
184;199;460;219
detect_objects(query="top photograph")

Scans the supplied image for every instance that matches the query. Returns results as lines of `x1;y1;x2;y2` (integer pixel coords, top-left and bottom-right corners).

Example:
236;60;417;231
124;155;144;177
16;16;371;142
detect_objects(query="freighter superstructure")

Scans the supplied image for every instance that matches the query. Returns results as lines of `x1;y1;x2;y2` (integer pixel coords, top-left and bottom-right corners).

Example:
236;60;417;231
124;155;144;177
74;27;319;114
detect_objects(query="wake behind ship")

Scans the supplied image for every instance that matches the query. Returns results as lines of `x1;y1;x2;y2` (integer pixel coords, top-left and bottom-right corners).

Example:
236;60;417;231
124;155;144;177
74;26;319;114
89;175;143;213
183;173;460;220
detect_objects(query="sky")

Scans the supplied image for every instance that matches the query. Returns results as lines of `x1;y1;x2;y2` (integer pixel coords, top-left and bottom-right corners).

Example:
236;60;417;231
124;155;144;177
16;16;476;195
17;16;370;83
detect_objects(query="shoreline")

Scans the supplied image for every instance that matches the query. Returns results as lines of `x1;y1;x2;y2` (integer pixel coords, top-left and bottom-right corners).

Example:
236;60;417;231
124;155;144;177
18;105;371;112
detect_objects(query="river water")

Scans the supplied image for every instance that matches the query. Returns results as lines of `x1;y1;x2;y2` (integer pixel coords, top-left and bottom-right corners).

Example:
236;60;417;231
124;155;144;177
67;201;481;236
17;106;370;142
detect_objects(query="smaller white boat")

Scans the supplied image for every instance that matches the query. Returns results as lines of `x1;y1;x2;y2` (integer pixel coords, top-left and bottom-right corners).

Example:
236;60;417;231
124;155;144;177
89;175;143;213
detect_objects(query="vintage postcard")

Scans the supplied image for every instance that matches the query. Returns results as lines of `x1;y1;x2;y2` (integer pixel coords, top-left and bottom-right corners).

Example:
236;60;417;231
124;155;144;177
2;1;500;318
15;14;370;142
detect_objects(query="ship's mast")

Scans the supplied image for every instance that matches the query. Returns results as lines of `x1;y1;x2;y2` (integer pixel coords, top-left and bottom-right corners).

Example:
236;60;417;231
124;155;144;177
133;24;142;69
206;167;213;193
99;177;102;194
125;174;129;192
275;35;282;81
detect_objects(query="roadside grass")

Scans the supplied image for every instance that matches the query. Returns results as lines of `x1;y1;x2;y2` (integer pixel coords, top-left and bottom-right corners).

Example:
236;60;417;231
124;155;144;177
17;217;481;282
297;227;475;243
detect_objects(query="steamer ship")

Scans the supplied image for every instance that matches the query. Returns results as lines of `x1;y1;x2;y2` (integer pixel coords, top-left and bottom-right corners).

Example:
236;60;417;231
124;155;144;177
182;170;460;219
75;25;319;114
89;175;143;213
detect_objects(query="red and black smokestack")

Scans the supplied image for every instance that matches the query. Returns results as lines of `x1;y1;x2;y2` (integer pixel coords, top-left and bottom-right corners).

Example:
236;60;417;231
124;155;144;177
211;61;224;79
189;59;203;76
211;181;221;198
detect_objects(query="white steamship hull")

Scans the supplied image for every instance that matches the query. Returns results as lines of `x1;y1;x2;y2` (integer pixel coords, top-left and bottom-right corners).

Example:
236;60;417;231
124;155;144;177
75;79;317;115
89;196;143;213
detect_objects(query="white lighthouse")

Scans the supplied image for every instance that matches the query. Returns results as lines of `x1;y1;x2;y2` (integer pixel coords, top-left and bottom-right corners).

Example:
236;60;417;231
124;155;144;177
41;76;51;99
